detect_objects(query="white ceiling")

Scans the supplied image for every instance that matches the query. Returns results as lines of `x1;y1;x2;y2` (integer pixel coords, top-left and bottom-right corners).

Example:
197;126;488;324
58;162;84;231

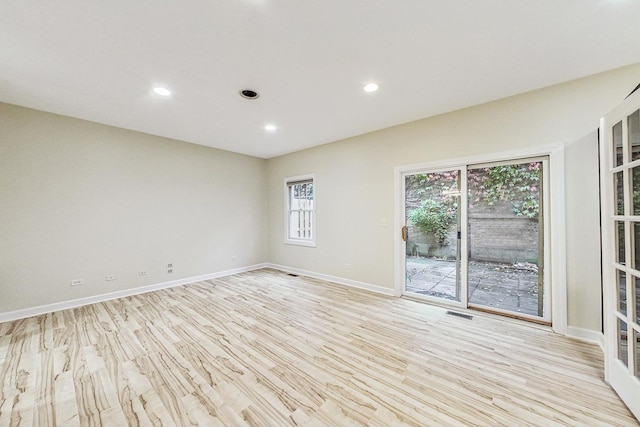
2;1;640;159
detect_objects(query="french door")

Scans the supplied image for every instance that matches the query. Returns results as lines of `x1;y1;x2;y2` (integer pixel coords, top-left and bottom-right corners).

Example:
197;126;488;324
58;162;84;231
401;157;550;323
600;89;640;420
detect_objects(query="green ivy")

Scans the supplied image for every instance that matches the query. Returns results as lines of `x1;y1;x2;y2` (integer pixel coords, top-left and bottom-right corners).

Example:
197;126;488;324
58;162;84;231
472;164;540;218
409;199;456;245
407;162;542;219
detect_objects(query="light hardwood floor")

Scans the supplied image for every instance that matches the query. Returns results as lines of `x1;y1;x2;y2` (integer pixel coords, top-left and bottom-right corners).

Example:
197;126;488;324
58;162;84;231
0;268;637;426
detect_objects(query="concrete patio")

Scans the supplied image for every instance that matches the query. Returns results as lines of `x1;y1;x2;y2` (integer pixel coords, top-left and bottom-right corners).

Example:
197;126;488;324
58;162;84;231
405;257;542;317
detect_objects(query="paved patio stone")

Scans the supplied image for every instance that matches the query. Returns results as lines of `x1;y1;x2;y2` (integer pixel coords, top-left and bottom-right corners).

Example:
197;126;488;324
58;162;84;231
405;257;543;317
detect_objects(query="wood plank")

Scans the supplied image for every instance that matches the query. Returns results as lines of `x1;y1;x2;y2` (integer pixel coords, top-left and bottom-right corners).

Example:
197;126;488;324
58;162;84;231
0;268;637;426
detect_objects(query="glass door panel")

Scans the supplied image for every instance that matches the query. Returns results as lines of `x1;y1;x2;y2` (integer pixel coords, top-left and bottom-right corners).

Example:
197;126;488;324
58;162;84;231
615;171;625;215
636;276;640;323
619;318;629;366
467;160;546;319
633;165;640;215
630;109;640;162
635;330;640;379
614;121;624;167
617;270;627;315
617;222;626;265
404;170;461;302
633;222;640;268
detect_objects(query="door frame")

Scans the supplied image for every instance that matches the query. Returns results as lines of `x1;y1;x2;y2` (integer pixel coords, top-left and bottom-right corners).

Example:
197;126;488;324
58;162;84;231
394;145;567;334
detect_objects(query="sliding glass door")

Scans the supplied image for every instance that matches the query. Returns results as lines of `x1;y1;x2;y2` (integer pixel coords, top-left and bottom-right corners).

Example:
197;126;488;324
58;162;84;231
403;169;464;303
402;157;549;322
466;160;547;319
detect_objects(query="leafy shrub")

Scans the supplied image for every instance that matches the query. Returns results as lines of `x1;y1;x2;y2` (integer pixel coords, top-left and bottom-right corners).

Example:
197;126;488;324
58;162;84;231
409;199;456;245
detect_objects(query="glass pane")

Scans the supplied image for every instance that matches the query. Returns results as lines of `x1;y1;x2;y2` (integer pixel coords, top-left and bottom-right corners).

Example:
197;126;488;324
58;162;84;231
289;211;300;237
617;221;626;265
612;122;623;167
614;120;623;167
288;181;313;241
636;276;640;324
618;318;628;367
618;270;627;316
615;171;624;216
634;166;640;216
405;170;461;301
288;211;313;239
635;329;640;379
634;222;640;269
290;183;314;209
630;109;640;162
467;161;544;317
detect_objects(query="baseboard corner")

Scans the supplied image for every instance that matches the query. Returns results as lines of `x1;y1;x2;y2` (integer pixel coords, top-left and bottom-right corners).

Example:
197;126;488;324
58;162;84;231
566;325;604;352
264;263;395;297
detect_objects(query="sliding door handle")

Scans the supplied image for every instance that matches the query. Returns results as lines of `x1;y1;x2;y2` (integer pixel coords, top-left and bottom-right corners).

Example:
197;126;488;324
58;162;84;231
402;226;408;242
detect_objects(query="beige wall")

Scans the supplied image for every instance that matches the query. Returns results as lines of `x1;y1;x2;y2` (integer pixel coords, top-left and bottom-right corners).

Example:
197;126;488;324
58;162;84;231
0;103;267;313
565;131;603;332
3;64;639;330
266;63;640;331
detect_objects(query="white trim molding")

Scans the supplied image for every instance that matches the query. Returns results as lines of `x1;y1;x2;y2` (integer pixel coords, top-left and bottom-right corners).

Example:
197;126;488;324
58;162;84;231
549;144;567;335
0;263;269;323
566;326;605;352
265;263;395;297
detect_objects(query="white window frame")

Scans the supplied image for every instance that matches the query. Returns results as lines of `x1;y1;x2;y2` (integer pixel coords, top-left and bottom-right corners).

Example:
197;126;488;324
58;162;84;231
284;174;316;247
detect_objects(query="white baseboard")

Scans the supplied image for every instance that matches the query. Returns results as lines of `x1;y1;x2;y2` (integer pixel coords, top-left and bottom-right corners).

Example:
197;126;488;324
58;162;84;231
0;263;269;323
3;261;598;357
566;326;604;352
266;265;603;354
265;263;395;296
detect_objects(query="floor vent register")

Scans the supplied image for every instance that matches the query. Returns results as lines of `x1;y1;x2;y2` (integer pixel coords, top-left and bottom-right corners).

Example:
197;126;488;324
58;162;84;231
446;311;473;320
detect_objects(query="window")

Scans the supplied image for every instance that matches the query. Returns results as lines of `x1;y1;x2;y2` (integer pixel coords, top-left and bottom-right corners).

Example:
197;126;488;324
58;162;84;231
285;175;315;246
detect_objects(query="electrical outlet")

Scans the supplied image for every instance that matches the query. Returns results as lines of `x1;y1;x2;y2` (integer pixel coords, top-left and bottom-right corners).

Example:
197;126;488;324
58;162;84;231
345;263;352;269
70;279;83;286
139;271;148;276
106;275;116;281
167;263;173;274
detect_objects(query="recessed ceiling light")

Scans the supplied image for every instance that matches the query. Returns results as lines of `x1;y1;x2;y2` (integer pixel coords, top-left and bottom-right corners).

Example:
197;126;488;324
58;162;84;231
364;83;379;93
153;86;171;97
240;89;260;99
264;124;277;132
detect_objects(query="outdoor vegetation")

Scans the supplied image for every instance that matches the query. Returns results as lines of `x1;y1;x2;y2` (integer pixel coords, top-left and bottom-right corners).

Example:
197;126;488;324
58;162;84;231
407;163;541;251
405;162;544;315
409;199;455;245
